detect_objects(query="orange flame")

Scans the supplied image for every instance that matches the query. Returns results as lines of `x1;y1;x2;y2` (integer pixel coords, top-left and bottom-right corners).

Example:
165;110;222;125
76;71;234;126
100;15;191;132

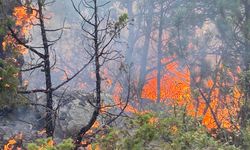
141;59;190;102
13;6;36;35
2;6;36;55
4;139;16;150
4;133;23;150
141;58;241;130
112;82;140;113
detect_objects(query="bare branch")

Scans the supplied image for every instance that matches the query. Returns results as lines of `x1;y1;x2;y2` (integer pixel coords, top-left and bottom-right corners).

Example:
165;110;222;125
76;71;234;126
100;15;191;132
8;26;45;59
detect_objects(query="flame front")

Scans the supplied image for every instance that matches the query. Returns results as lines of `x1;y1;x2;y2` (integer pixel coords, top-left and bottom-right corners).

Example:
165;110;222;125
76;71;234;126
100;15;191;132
140;58;241;131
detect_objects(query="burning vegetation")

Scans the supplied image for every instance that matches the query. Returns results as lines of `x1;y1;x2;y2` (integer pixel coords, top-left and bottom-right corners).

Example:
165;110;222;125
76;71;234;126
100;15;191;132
1;0;250;149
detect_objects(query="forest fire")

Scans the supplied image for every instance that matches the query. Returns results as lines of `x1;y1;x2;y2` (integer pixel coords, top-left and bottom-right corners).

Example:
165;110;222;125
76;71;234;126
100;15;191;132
4;134;54;150
2;5;36;54
140;58;242;131
112;83;139;113
4;139;17;150
2;0;250;149
4;133;23;150
141;59;190;102
13;6;36;35
107;55;242;132
2;5;36;150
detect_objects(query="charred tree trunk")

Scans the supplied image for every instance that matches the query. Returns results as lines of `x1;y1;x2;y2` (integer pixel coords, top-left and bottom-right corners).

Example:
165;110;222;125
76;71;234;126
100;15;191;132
125;0;135;66
156;4;164;103
138;2;153;99
240;0;250;128
0;36;4;59
75;0;101;145
0;2;4;58
38;0;54;137
93;0;101;136
72;0;127;146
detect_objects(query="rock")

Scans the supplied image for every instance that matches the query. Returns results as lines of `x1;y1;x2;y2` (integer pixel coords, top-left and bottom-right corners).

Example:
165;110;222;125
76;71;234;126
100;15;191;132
59;112;67;120
79;100;87;107
56;96;94;138
0;128;5;142
0;90;117;143
0;126;13;141
35;113;42;120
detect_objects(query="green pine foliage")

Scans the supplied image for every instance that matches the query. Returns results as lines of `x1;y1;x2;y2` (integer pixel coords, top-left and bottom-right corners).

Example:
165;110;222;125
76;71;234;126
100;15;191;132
94;107;239;150
27;138;74;150
10;106;250;149
0;59;24;109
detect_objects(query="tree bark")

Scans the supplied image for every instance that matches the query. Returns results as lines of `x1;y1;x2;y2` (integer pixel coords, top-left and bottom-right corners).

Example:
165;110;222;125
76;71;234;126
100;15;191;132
156;4;164;103
125;0;135;66
240;0;250;128
38;0;54;137
137;1;153;99
75;0;101;145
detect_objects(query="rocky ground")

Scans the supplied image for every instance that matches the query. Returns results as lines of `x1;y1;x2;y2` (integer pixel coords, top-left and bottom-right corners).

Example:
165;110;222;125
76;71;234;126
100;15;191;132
0;90;114;145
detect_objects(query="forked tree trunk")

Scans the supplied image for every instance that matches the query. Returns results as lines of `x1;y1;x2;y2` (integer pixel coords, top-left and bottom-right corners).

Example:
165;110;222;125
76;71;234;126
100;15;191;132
75;0;101;145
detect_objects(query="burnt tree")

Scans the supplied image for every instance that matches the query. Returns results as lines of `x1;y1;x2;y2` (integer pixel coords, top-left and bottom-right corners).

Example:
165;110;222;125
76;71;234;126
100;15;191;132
9;0;91;137
137;1;154;99
71;0;128;146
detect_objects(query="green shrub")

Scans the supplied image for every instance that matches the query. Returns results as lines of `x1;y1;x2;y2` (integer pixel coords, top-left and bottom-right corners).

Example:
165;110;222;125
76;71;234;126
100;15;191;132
95;107;239;150
27;138;74;150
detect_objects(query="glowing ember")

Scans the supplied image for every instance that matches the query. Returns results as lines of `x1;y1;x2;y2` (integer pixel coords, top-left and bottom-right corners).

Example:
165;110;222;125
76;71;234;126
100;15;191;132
79;121;101;148
37;129;47;135
170;125;178;134
86;144;101;150
4;133;23;150
4;139;16;150
149;117;158;124
46;139;54;147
